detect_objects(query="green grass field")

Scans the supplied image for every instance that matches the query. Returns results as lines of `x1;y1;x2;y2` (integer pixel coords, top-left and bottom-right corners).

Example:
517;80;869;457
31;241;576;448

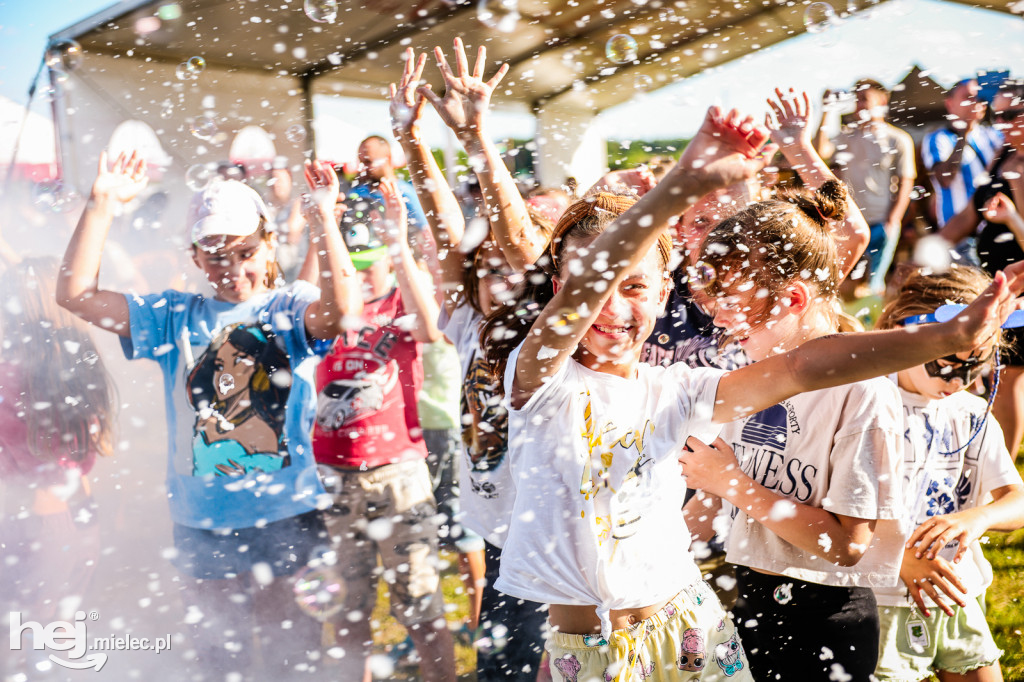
358;461;1024;681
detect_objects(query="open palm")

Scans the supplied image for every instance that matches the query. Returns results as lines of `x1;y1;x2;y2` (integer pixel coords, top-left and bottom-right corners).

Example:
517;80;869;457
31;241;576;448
419;37;509;142
92;150;148;203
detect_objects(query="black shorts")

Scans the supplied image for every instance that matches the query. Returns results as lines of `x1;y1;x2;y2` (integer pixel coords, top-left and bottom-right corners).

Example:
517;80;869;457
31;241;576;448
734;566;880;682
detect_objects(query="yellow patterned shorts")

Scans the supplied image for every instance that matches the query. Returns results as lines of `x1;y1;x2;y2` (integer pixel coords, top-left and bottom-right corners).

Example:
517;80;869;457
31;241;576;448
548;580;753;682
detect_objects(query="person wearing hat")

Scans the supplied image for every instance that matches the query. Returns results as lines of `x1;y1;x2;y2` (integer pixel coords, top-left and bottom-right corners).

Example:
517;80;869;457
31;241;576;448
58;152;362;680
311;176;456;682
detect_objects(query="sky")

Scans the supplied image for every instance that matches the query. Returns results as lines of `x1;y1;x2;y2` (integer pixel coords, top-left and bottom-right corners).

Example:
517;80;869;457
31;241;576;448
2;0;1024;148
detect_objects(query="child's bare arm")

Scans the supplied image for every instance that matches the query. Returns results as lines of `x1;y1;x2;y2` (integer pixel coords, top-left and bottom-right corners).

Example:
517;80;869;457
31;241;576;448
390;48;467;315
57;150;146;337
907;483;1024;562
715;263;1024;423
766;88;869;279
301;160;363;340
379;176;441;343
422;39;543;272
680;436;877;566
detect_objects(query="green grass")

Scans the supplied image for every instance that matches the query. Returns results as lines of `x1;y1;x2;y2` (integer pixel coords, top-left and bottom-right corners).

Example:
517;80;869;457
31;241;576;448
982;457;1024;681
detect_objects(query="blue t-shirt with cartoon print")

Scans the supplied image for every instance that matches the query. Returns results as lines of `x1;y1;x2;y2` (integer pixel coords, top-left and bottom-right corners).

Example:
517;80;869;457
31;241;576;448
120;282;327;530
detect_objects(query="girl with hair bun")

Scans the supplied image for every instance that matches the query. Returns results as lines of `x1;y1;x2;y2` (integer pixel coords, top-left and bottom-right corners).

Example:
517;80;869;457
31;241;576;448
681;180;936;681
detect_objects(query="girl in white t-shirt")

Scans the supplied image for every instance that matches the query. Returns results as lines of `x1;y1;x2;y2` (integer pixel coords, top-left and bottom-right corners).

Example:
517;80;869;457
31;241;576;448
680;180;907;682
871;267;1024;682
487;106;1024;682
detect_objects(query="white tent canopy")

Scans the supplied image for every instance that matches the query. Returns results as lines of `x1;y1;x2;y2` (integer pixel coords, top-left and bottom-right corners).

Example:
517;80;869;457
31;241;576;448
44;0;1024;196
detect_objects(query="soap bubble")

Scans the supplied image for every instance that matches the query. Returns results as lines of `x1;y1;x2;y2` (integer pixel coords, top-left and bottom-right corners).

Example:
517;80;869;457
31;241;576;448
32;180;81;213
175;62;196;81
913;235;952;273
605;34;638;64
159;100;174;119
185;164;215;192
688;261;717;290
634;74;654;92
474;622;509;655
187;56;206;74
804;2;837;33
293;564;347;620
477;0;519;33
189;115;218;141
304;0;338;23
286;124;307;144
45;39;83;72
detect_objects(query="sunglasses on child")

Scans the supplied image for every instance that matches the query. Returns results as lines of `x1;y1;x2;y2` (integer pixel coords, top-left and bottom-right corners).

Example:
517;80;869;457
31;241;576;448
924;348;996;384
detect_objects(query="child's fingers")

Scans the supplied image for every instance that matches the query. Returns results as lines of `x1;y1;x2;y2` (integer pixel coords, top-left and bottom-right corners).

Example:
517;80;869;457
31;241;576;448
453;37;469;79
473;45;486;80
433;46;454;82
417;84;443;110
908;585;932;618
412;52;427;85
486;62;510;90
98;149;109;174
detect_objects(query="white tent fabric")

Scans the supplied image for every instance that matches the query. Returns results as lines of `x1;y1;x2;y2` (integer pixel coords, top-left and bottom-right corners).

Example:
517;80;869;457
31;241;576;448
0;95;56;166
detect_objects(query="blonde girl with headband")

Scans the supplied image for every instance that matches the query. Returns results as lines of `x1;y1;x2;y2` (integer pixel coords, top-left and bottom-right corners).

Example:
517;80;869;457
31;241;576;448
871;266;1024;682
484;106;1024;682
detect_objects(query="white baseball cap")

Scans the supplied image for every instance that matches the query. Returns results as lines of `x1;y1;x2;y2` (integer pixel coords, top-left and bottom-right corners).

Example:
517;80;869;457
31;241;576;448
190;180;268;246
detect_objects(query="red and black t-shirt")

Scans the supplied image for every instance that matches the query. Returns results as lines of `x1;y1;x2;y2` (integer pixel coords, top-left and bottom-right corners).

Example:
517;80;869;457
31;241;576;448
312;288;427;469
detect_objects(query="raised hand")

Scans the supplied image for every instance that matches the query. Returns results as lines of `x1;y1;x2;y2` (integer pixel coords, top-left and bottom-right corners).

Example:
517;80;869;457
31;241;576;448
983;192;1021;226
301;160;341;231
92;150;148;203
389;48;430;148
766;88;813;148
377;175;409;248
419;37;509;144
898;548;967;617
676;107;776;191
946;260;1024;354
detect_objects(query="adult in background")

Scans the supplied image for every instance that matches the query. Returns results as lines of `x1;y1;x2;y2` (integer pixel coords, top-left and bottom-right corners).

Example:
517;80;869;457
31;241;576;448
349;135;430;240
816;79;916;297
923;78;1003;263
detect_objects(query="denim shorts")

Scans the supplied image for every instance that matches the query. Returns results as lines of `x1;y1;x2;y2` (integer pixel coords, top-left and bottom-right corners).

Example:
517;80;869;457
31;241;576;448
172;510;328;580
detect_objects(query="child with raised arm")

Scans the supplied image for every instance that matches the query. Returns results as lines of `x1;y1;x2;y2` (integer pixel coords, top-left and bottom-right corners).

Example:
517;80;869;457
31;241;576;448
312;175;457;682
391;42;553;680
57;151;361;680
679;179;903;682
872;267;1024;682
485;106;1024;682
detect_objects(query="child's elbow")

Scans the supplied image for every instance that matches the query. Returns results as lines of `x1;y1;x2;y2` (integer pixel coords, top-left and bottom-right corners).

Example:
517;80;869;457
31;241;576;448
833;540;870;567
